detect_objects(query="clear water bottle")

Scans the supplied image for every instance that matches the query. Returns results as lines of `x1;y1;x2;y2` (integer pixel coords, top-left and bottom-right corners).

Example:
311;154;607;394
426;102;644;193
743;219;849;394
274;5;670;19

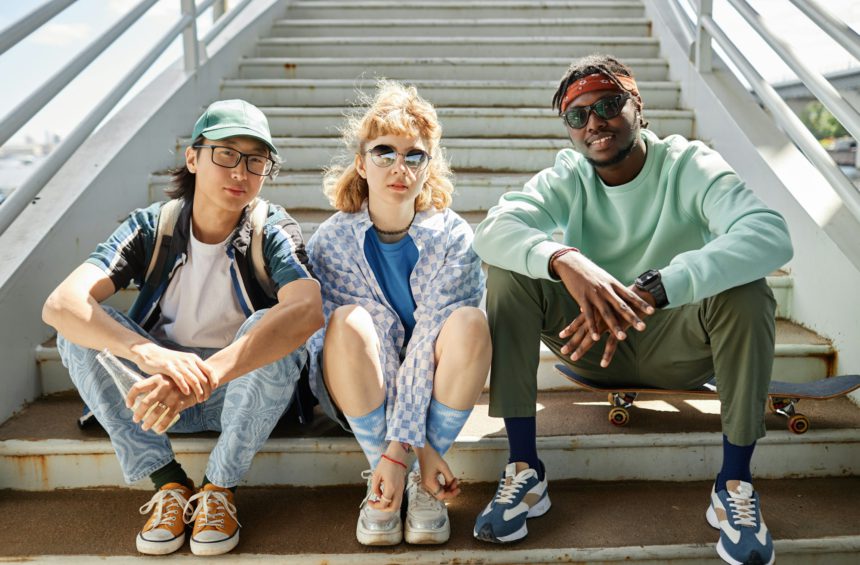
96;349;179;434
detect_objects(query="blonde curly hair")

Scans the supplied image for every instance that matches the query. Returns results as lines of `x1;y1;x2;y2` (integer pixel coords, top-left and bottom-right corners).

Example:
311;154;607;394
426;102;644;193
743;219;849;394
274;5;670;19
323;80;454;213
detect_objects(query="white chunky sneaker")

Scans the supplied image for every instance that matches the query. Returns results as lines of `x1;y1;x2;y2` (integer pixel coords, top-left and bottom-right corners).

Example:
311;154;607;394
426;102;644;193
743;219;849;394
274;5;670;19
356;470;402;546
404;470;450;544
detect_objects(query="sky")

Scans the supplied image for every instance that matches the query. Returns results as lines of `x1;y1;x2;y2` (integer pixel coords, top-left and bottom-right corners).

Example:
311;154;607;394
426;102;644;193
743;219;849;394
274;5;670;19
0;0;858;147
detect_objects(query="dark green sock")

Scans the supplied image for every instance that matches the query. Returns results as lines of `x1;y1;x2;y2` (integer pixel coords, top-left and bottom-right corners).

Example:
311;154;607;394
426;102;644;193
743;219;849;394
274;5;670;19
150;459;189;490
201;475;237;493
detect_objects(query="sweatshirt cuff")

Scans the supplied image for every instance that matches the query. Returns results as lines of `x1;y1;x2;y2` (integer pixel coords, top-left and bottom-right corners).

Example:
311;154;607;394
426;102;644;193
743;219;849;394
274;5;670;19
660;264;694;308
528;240;569;280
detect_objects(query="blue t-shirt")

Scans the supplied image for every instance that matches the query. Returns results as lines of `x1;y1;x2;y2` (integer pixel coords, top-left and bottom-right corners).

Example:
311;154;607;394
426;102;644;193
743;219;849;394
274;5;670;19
364;228;419;343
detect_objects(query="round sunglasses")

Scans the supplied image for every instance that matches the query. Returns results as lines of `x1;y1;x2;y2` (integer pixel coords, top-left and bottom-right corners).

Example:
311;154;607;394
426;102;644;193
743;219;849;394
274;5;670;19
562;92;631;129
365;144;431;172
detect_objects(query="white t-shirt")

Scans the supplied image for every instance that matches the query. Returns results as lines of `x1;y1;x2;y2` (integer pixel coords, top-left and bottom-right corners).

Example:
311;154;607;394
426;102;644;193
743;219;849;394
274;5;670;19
150;227;247;348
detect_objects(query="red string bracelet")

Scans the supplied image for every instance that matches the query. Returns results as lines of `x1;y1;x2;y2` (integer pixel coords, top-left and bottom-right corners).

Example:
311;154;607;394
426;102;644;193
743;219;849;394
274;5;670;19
549;247;580;278
381;454;407;470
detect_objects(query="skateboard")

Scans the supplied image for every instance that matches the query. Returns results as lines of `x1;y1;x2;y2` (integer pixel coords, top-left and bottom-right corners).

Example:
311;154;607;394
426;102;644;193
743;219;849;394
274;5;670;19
555;364;860;434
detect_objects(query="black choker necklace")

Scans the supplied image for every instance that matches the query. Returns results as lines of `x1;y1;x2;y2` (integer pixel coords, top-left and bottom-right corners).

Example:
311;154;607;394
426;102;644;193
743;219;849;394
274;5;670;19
371;212;415;236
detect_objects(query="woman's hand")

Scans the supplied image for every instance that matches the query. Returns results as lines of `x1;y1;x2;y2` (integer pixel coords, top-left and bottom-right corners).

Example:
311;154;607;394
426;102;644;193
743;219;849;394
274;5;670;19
126;374;197;434
129;342;215;402
368;442;409;511
415;444;460;501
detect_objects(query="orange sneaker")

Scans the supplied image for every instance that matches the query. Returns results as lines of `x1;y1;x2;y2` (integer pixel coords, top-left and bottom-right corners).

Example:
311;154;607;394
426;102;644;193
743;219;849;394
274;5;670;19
136;481;194;555
185;483;241;556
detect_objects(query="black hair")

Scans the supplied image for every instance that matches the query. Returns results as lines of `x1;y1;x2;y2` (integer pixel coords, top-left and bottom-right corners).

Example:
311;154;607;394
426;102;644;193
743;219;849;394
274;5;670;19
551;54;648;128
165;135;205;200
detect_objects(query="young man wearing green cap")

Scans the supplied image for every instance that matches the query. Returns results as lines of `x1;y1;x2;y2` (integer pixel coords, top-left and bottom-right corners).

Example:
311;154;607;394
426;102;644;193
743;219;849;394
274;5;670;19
43;99;323;556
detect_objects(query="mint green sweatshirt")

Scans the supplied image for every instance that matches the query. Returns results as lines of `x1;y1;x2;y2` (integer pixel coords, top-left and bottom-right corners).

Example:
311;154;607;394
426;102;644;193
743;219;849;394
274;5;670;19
473;130;793;308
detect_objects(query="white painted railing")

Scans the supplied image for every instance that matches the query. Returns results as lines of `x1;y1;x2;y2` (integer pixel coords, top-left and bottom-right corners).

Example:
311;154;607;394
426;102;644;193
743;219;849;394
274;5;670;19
670;0;860;223
0;0;248;235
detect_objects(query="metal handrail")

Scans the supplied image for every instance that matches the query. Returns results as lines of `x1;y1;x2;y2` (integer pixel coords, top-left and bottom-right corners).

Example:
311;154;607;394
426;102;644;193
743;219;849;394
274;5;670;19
0;0;159;149
788;0;860;63
726;0;860;151
668;0;860;225
0;0;76;57
0;0;236;235
701;14;860;222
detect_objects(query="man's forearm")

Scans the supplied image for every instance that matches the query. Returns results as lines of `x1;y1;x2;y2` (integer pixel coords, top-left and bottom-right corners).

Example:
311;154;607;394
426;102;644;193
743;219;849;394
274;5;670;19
43;290;152;361
205;297;323;386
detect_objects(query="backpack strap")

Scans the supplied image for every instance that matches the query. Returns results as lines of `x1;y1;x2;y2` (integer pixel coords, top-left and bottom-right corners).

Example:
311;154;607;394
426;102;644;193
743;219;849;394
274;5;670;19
249;198;277;299
145;199;183;286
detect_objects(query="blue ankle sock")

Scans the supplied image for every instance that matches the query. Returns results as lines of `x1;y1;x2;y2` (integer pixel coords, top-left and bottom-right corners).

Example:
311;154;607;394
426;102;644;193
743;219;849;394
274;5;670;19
411;398;472;472
345;402;387;470
504;416;543;480
716;434;755;491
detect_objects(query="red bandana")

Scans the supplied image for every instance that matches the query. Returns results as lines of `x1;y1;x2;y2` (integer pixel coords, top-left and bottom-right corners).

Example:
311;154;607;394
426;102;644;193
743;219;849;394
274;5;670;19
560;73;640;113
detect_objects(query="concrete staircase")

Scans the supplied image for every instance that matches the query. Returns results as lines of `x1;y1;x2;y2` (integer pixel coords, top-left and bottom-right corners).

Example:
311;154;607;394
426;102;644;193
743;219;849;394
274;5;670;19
3;0;859;562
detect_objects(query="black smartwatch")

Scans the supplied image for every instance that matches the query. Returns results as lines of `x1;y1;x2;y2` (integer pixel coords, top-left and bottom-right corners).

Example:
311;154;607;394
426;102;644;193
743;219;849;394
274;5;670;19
635;269;669;309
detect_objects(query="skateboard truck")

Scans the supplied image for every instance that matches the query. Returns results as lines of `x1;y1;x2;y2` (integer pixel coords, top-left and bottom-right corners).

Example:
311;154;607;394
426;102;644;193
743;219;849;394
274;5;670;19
769;397;810;434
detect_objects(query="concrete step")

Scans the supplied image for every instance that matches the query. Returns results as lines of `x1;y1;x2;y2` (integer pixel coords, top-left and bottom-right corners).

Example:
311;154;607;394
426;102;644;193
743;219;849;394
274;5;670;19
219;78;680;109
238;107;695;139
2;390;858;490
149;172;533;213
179;135;683;173
270;18;653;38
238;56;670;81
285;0;647;19
2;479;860;562
255;36;660;58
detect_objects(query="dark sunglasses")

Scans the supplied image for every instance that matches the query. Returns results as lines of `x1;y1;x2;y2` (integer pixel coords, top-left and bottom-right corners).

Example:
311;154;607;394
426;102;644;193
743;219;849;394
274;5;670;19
366;144;431;171
562;93;630;129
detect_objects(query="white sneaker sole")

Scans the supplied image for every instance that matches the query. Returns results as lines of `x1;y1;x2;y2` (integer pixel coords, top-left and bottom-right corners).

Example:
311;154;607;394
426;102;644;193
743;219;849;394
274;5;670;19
405;518;450;545
707;504;775;565
136;531;185;555
356;520;402;546
189;530;240;556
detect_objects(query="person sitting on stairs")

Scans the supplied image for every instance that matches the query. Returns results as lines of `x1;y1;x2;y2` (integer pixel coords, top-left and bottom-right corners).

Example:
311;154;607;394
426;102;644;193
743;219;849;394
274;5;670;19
306;80;491;546
42;99;323;557
471;54;793;565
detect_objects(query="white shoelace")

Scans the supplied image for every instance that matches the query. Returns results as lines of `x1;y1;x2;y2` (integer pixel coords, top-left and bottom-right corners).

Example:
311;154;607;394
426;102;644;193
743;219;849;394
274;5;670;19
493;470;533;505
359;469;377;509
727;484;758;527
139;487;189;528
184;490;241;528
408;474;444;513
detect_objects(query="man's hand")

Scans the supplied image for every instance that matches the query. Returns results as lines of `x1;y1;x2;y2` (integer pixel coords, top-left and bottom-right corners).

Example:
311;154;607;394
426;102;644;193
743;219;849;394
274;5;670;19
369;442;409;511
559;284;656;368
415;444;460;501
126;375;197;434
553;251;654;342
130;343;215;402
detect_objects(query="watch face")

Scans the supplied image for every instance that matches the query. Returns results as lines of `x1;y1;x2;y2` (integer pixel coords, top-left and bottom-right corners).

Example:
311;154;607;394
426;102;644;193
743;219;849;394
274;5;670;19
639;270;659;286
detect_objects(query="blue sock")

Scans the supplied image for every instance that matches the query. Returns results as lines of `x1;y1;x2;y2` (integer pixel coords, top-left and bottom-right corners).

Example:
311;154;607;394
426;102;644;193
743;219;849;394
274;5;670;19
504;416;543;480
345;402;387;470
412;398;473;472
716;434;755;491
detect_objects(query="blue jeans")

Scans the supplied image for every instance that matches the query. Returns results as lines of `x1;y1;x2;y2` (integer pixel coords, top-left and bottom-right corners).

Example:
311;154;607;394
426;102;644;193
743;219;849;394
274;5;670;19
57;306;306;486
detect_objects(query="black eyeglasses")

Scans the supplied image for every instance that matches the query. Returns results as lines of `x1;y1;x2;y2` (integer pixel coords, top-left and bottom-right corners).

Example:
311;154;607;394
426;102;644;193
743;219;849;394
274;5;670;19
193;144;278;177
562;93;630;129
365;144;431;172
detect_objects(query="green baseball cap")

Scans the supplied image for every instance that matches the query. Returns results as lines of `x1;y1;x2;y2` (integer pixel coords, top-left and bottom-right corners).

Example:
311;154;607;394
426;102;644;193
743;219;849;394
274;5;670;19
192;99;278;155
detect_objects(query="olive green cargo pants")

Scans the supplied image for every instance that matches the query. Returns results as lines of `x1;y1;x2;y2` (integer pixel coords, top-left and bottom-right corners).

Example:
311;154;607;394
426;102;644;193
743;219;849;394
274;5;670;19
486;266;776;446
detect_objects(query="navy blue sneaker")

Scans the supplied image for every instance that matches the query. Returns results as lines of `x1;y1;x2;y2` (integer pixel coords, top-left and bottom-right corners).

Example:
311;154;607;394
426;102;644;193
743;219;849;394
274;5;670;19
706;480;774;565
473;462;550;543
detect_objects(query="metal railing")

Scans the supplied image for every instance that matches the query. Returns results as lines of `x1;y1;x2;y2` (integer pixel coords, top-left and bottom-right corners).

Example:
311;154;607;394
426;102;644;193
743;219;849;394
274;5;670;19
669;0;860;223
0;0;247;235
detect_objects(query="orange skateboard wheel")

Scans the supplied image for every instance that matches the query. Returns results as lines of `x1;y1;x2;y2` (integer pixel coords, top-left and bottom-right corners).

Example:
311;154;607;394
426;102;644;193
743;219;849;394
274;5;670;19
608;407;629;426
788;414;810;434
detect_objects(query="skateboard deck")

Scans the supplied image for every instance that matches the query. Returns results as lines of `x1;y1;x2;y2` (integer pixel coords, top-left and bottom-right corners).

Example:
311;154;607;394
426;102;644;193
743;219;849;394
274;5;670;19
554;364;860;434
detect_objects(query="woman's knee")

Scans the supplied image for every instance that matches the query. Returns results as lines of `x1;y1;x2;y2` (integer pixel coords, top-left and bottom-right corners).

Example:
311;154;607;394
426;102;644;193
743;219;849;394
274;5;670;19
438;307;492;364
326;305;377;347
